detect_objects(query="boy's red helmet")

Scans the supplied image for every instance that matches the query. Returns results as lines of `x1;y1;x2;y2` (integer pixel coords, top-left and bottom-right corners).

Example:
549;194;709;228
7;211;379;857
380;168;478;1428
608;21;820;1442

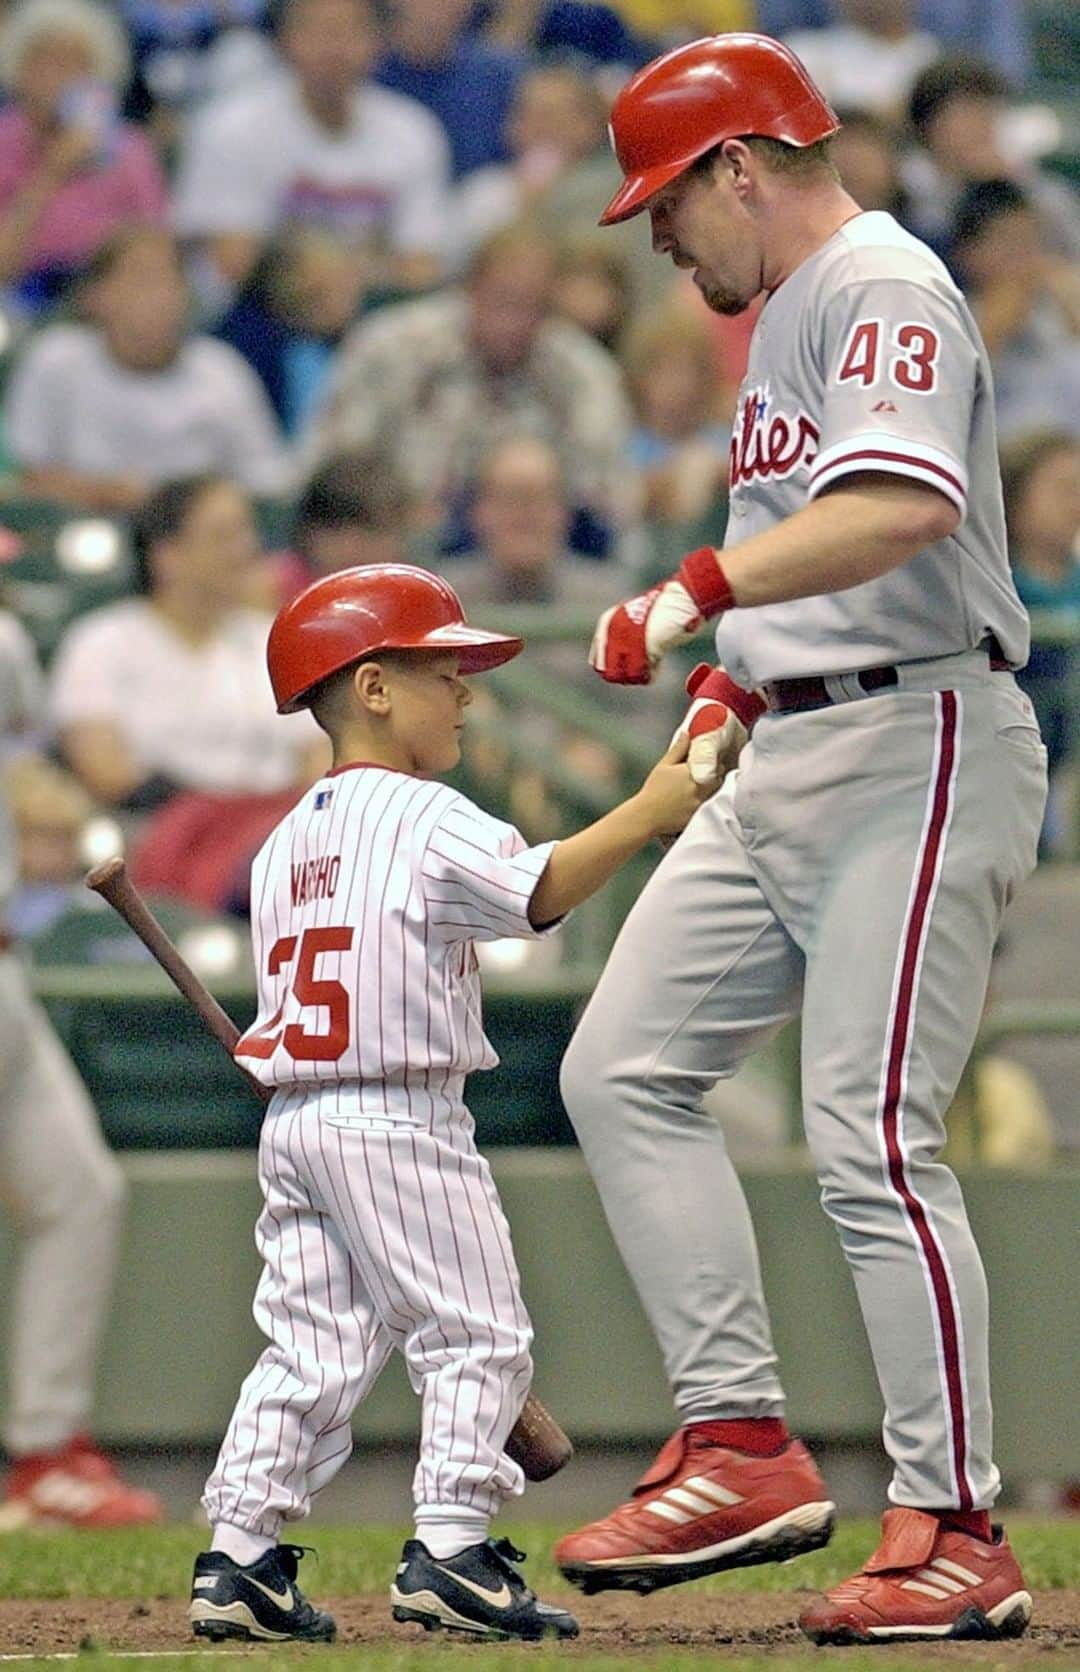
599;33;839;226
267;563;523;713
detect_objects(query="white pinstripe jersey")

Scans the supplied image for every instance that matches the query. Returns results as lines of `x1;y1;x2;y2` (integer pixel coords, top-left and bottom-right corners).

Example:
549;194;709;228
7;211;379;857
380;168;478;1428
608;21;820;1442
235;765;557;1114
713;210;1030;687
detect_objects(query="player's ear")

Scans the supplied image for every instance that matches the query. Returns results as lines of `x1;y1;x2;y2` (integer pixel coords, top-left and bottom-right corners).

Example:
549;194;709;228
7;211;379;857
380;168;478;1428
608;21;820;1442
354;660;391;716
719;139;753;196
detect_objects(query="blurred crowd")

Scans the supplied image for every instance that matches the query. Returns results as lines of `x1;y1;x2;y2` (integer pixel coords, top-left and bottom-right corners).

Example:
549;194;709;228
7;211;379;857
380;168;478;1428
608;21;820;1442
0;0;1078;928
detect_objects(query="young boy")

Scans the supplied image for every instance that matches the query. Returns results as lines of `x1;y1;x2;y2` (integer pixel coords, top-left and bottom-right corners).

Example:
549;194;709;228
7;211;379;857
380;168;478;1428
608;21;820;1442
188;563;710;1644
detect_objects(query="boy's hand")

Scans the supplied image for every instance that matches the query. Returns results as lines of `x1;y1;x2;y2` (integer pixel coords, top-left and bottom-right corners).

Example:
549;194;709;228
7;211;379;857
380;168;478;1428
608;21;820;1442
636;733;713;839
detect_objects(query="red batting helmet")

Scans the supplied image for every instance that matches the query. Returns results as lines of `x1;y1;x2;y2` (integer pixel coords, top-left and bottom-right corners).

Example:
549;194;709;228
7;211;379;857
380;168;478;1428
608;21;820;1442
267;563;524;713
599;33;839;226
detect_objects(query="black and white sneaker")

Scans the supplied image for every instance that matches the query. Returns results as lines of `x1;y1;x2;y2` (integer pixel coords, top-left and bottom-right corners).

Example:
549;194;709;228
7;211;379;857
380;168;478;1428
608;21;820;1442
391;1536;580;1641
189;1544;336;1642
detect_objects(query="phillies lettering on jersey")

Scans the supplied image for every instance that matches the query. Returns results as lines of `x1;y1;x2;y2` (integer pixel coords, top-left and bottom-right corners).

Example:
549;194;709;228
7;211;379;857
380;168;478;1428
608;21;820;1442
714;211;1029;688
235;766;557;1111
728;385;819;490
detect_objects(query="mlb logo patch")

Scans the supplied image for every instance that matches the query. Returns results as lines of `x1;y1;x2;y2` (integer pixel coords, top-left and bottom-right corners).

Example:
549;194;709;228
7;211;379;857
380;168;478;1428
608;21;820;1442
314;788;333;811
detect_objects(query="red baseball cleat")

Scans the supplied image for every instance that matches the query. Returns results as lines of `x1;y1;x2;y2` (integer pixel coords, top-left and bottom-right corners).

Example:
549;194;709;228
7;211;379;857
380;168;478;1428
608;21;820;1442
798;1507;1032;1644
555;1426;834;1594
0;1434;165;1530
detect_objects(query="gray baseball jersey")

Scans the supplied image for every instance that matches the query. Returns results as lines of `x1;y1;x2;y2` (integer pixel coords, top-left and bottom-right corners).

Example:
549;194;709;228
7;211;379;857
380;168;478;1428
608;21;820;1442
714;211;1029;687
559;211;1048;1519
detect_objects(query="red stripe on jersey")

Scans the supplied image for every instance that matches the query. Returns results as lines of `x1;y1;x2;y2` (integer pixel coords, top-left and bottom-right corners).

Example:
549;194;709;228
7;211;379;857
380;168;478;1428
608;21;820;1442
811;447;965;498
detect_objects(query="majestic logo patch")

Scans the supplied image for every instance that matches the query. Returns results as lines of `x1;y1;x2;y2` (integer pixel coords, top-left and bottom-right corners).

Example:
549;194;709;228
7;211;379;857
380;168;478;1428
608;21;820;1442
729;386;819;491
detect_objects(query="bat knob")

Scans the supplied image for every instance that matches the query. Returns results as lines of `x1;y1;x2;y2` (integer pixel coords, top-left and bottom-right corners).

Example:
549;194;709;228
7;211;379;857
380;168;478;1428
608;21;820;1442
85;856;126;893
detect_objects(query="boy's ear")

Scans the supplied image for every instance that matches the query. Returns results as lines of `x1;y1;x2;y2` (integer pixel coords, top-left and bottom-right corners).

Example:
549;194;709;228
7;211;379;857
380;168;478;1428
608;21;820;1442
355;659;391;715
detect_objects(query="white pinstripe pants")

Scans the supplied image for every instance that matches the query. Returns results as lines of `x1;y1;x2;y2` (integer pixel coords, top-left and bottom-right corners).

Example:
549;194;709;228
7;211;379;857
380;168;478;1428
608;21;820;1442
561;657;1046;1510
203;1092;533;1535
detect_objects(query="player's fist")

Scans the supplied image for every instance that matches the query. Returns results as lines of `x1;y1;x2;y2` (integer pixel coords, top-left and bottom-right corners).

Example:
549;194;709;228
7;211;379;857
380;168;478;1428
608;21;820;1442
589;547;735;685
590;580;699;684
672;663;767;788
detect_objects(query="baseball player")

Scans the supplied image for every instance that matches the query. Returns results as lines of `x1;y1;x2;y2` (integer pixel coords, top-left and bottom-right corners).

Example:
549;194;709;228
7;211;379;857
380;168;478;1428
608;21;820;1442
0;605;162;1530
553;35;1047;1647
188;562;710;1644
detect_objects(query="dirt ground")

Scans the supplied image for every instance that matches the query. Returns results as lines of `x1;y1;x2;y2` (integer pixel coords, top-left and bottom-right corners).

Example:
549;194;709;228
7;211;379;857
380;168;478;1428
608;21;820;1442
1;1591;1078;1659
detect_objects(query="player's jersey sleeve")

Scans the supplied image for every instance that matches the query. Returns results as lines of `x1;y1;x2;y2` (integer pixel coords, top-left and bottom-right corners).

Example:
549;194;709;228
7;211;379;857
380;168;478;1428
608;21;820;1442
808;275;978;518
422;791;558;943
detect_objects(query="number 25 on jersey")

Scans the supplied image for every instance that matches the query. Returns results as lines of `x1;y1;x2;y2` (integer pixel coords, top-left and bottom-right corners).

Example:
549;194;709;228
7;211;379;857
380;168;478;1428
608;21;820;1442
237;926;354;1063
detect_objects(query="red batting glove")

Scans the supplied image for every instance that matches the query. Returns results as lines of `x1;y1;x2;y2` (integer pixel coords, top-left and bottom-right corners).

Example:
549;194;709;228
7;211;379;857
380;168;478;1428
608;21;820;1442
674;663;767;786
589;548;735;686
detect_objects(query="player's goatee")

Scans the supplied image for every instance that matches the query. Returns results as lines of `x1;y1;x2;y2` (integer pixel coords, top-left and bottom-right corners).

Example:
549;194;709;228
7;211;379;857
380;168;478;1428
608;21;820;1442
697;279;747;317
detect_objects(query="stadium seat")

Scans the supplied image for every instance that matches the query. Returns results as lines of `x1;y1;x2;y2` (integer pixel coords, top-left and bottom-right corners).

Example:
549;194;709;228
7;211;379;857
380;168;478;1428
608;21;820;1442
0;501;135;663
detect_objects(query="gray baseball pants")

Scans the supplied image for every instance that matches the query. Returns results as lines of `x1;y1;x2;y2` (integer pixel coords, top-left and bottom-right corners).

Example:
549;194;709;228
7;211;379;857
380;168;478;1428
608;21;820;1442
561;653;1046;1510
0;952;126;1456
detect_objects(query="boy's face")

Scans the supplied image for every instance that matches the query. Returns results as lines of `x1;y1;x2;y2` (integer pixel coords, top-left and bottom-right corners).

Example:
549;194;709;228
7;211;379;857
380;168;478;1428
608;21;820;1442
378;652;472;775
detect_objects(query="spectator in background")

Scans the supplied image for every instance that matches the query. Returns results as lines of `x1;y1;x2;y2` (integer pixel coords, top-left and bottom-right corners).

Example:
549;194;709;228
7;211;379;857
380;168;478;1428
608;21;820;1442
1;751;98;940
4;227;290;511
49;474;323;812
479;0;651;71
273;448;415;601
376;0;525;180
0;0;167;315
552;236;633;355
171;0;451;313
0;605;163;1531
450;433;675;836
758;0;1031;83
216;227;372;436
1001;430;1080;858
902;54;1080;258
623;302;729;529
785;0;941;123
451;62;611;270
119;0;271;142
828;106;911;220
458;60;674;311
301;222;634;557
451;433;626;613
949;180;1080;445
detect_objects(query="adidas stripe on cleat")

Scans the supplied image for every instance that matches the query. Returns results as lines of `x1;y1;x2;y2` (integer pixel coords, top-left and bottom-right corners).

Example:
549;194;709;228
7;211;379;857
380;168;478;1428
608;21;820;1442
799;1508;1033;1645
556;1425;834;1594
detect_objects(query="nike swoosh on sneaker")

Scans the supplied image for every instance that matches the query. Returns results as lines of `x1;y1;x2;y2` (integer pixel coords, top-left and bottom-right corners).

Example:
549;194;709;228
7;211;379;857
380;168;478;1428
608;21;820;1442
445;1571;513;1609
248;1576;294;1609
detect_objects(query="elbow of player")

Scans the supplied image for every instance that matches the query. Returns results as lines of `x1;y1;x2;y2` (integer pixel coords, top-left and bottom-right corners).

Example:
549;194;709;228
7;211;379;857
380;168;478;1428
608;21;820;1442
900;486;962;548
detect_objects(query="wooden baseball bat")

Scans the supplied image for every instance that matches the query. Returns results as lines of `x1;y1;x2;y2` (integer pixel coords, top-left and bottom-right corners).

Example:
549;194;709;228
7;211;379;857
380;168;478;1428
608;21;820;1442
84;857;573;1482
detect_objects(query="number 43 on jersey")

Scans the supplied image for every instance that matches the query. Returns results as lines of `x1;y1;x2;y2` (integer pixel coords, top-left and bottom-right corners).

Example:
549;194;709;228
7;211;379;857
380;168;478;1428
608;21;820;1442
837;319;940;394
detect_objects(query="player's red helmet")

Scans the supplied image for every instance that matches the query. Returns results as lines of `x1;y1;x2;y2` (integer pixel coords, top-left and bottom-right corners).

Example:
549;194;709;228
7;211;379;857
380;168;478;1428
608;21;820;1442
267;564;524;713
599;33;839;226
